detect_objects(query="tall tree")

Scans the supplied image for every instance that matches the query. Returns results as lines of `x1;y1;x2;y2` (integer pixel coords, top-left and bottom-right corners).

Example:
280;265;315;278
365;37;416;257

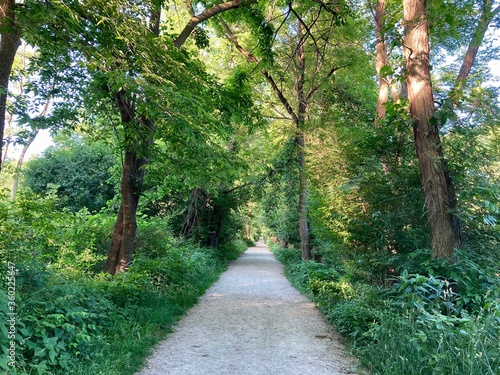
369;0;399;122
0;0;21;171
223;2;351;260
453;0;500;94
105;0;261;273
403;0;458;258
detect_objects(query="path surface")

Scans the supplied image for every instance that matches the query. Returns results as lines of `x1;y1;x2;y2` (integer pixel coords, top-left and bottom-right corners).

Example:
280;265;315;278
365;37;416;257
136;240;358;375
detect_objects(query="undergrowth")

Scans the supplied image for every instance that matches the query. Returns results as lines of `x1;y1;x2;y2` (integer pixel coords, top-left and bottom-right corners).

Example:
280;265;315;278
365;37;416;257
0;190;247;374
272;243;500;375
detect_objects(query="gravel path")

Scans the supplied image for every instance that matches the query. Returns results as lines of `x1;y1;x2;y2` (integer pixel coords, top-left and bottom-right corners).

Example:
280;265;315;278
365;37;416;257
136;240;358;375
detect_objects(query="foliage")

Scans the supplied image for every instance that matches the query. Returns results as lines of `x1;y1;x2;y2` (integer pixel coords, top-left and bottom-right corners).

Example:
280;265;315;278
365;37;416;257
273;239;500;375
1;0;499;373
0;187;243;374
0;189;113;273
23;137;117;213
0;265;115;373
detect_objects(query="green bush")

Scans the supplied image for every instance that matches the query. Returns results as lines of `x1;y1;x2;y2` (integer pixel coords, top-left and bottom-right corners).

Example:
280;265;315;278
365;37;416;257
0;264;115;374
272;246;302;265
286;261;339;293
358;299;500;375
273;238;500;375
243;238;256;247
217;239;247;261
23;138;117;213
326;301;383;342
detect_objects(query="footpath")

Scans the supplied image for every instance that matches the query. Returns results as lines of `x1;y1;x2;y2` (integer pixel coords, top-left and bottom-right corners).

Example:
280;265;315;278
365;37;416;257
136;240;358;375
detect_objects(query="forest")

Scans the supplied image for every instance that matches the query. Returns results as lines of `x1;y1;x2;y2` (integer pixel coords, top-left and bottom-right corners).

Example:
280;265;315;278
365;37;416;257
0;0;499;374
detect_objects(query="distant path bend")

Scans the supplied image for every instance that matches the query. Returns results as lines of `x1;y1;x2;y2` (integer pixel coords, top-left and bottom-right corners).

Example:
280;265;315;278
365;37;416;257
136;240;358;375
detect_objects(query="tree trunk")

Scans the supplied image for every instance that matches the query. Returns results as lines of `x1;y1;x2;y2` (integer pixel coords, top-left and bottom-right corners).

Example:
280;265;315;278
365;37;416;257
0;0;21;172
208;201;223;248
182;188;208;240
296;131;310;260
104;91;154;274
296;20;311;261
174;0;256;48
105;7;161;274
403;0;457;259
454;0;500;93
1;109;13;164
373;0;390;122
11;130;38;200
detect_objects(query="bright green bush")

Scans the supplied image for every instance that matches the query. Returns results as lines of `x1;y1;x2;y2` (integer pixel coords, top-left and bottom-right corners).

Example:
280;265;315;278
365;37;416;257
357;297;500;375
272;245;302;265
23;138;117;213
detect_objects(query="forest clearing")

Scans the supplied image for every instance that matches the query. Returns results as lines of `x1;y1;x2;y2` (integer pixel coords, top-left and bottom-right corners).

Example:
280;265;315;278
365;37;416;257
1;0;499;374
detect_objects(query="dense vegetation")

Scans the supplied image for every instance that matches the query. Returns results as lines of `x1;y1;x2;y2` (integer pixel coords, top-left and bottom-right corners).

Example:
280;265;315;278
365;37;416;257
1;0;499;374
0;188;247;373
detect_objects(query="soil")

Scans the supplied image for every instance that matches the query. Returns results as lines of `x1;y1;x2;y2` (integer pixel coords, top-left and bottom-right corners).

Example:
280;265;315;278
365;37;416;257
136;240;359;375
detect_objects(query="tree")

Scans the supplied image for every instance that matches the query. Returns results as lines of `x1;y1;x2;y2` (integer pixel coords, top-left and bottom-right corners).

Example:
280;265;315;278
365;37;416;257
0;0;21;171
403;0;458;259
369;0;401;123
23;138;117;212
223;2;353;260
452;0;500;95
104;0;262;274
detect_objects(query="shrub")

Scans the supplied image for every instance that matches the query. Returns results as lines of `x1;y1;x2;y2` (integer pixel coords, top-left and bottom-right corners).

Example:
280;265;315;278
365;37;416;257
286;261;340;293
272;246;302;265
0;264;115;374
326;301;383;343
217;239;247;261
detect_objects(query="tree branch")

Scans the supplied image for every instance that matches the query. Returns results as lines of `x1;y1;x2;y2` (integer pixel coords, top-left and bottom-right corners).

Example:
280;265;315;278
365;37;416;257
222;20;300;124
174;0;257;47
306;63;350;102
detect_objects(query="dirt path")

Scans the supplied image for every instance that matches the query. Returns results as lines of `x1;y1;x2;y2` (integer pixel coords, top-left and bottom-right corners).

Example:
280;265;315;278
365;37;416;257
136;240;358;375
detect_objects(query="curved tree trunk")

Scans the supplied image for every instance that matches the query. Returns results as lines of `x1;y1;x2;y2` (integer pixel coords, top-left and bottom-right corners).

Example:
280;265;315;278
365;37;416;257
11;130;38;200
403;0;457;259
174;0;256;47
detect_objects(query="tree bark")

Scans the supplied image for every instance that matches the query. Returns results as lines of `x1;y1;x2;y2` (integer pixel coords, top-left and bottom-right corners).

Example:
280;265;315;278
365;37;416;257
0;0;21;172
372;0;390;122
296;131;310;260
11;130;38;200
104;89;155;274
1;109;13;164
403;0;457;259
